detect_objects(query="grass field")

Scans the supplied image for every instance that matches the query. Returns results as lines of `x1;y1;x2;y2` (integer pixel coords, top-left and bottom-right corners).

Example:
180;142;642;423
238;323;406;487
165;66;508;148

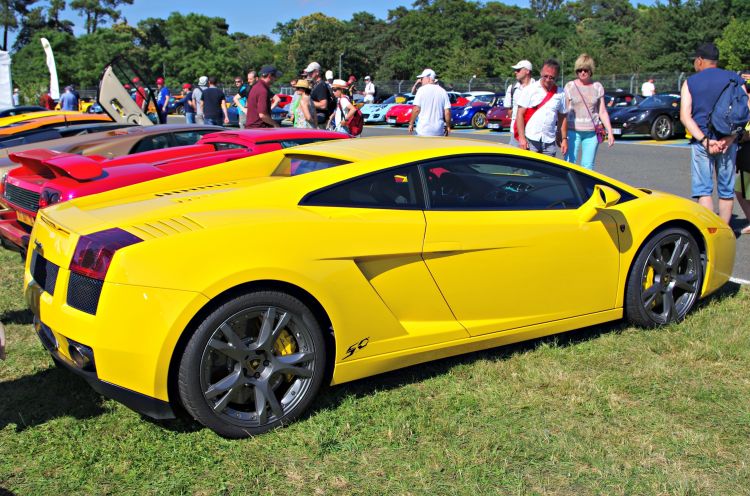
1;246;749;495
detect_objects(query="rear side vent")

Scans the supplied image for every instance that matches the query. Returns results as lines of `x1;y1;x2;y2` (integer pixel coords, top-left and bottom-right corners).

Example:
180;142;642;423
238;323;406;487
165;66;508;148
154;182;237;197
129;215;204;240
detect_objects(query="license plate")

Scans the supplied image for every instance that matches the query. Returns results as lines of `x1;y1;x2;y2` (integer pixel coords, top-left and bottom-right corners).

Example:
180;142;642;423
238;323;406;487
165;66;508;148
387;118;396;124
612;128;622;135
487;123;500;129
17;211;34;226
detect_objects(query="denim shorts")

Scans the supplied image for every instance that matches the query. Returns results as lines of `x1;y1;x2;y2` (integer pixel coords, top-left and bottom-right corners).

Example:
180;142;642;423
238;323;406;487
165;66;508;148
527;139;557;157
691;142;737;199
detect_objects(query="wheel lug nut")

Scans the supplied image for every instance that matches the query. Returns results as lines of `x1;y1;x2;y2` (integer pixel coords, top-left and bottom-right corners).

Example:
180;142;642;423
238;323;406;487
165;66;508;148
263;360;270;366
254;372;260;379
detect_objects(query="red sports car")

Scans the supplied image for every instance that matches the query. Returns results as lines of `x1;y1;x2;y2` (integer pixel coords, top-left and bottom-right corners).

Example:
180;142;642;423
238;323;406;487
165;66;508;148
385;92;470;127
0;128;349;253
487;106;512;132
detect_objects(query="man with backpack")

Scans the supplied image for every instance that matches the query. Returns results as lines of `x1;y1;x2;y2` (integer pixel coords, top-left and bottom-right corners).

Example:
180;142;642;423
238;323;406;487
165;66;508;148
680;42;749;224
305;62;334;126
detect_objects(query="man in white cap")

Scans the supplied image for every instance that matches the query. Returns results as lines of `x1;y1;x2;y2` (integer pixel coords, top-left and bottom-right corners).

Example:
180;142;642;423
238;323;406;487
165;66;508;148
192;75;208;124
363;75;376;103
408;68;451;137
325;70;334;88
305;61;332;125
504;60;535;147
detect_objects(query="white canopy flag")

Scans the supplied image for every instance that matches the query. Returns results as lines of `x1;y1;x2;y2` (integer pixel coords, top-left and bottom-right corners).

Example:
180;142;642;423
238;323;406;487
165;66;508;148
0;51;12;108
40;37;60;100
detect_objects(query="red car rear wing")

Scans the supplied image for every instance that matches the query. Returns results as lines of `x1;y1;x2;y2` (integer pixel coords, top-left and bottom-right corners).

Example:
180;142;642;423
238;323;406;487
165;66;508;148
9;150;107;181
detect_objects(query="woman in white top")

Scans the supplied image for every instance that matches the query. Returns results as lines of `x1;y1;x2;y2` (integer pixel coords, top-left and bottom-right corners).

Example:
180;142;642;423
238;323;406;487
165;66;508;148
563;54;614;170
329;79;356;133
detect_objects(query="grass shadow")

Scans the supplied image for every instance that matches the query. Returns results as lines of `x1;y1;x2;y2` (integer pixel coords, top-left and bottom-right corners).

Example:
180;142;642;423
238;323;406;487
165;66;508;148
0;308;33;326
0;366;106;432
0;488;18;496
311;319;628;417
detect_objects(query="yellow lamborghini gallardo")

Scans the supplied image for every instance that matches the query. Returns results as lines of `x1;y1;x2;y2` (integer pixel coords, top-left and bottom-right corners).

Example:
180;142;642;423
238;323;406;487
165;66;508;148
24;137;735;437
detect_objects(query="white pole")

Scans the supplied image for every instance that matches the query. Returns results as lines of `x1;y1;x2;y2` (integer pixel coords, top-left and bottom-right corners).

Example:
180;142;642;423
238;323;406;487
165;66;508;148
41;38;60;100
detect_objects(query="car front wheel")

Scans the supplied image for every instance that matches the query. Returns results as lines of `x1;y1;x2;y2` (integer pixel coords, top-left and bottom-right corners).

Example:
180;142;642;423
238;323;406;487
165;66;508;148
650;115;673;140
625;227;702;327
471;112;487;129
178;291;327;438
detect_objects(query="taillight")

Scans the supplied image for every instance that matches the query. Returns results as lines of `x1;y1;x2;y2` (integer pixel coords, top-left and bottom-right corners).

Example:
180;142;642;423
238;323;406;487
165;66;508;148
39;188;62;208
69;228;142;280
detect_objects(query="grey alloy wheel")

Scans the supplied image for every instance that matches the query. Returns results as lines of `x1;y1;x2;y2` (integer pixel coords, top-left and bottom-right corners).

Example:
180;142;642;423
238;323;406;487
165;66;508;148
625;228;702;327
651;115;673;140
178;291;326;438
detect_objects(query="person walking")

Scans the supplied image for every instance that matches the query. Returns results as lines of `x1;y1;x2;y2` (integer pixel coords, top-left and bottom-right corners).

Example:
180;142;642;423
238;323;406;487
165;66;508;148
515;59;568;157
680;42;743;225
563;54;614;169
408;68;451;136
233;71;256;128
363;75;376;103
329;79;356;132
305;62;332;126
12;88;19;106
179;83;196;123
641;78;655;98
290;79;316;129
155;77;170;124
39;89;54;110
245;65;282;128
192;76;208;124
346;75;358;100
503;59;536;147
200;76;229;126
59;85;78;111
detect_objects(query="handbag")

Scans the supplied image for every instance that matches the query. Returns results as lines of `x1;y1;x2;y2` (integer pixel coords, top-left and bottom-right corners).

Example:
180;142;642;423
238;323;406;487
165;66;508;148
574;83;606;143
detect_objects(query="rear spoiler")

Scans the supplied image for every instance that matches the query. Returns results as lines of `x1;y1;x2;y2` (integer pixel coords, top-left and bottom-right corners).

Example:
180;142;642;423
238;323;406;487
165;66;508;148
9;150;106;181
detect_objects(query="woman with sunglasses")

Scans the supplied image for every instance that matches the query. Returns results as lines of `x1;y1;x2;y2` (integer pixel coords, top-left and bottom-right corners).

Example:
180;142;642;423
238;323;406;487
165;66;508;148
563;54;614;169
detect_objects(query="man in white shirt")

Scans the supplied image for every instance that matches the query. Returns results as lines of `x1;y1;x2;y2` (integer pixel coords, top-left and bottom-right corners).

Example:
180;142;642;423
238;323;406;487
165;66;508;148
363;76;376;103
408;68;451;136
516;59;567;157
503;60;535;147
641;78;655;97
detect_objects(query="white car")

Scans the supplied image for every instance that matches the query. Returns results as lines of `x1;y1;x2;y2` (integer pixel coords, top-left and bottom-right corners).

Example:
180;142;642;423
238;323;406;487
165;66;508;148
361;93;414;124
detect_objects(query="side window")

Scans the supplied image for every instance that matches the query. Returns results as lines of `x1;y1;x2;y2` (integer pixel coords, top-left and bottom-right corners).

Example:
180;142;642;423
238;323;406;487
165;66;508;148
302;166;423;209
423;156;581;210
173;130;211;146
279;138;335;148
211;142;248;151
131;134;171;153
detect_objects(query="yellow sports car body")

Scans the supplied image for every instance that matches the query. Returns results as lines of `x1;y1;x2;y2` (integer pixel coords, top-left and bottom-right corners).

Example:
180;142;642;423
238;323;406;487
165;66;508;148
24;137;735;438
0;110;79;128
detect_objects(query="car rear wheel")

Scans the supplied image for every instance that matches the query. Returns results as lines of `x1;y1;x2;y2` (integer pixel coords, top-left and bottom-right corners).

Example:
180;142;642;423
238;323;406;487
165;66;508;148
625;227;702;328
178;291;326;438
471;112;487;129
650;115;673;140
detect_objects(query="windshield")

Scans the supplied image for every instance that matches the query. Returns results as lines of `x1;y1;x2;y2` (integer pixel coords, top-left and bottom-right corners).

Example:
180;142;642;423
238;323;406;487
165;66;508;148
639;95;679;109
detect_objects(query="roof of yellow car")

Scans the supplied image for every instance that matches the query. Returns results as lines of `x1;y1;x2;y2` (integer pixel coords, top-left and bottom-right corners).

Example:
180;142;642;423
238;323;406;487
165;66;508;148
295;135;510;161
0;110;80;128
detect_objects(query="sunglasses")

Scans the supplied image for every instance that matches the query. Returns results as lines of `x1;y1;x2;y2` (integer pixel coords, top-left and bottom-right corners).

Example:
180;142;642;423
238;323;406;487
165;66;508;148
234;80;242;83
575;68;591;74
513;68;522;72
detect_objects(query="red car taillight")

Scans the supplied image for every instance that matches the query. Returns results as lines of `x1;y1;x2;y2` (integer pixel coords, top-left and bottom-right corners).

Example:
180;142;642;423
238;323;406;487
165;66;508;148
39;188;62;208
69;228;142;281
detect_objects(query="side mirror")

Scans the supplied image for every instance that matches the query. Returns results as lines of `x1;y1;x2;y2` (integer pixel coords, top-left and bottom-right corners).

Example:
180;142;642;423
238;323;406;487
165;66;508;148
579;184;621;222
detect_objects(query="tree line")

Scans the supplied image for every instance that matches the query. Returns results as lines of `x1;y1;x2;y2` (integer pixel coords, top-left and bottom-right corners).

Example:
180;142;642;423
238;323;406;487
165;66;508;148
6;0;750;99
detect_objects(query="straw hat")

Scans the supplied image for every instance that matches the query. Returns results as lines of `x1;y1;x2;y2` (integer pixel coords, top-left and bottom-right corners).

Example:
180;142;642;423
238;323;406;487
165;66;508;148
294;79;311;90
331;79;348;89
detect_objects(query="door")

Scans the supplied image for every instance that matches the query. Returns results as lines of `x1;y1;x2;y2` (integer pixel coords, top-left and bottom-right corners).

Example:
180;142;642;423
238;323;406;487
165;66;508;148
421;155;621;336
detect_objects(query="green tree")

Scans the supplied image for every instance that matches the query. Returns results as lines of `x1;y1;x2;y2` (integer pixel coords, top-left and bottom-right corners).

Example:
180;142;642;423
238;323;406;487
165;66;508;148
0;0;37;51
70;0;133;34
716;17;750;70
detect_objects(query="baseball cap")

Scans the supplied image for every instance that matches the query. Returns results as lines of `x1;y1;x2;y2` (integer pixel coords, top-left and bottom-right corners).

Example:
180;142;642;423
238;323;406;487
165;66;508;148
304;62;321;73
260;65;282;77
156;77;164;84
331;79;348;89
364;75;371;80
416;68;436;79
132;77;140;83
694;42;719;61
511;60;533;71
198;76;208;86
325;70;334;80
182;83;191;89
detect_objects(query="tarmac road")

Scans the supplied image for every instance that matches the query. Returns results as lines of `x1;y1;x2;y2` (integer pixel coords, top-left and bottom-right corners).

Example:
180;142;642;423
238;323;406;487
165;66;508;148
361;125;750;283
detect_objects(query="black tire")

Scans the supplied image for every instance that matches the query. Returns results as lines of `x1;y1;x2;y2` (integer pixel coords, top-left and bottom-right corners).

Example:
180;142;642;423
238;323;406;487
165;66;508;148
625;227;703;328
471;112;487;129
178;291;326;438
177;105;185;116
650;115;673;140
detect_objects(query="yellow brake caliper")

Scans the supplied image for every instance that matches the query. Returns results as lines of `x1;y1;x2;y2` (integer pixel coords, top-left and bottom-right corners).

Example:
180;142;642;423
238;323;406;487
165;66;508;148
644;265;656;309
273;329;297;382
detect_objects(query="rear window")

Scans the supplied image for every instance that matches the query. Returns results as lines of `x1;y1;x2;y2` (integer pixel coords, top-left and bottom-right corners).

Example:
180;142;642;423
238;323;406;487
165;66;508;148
272;154;350;177
211;142;248;151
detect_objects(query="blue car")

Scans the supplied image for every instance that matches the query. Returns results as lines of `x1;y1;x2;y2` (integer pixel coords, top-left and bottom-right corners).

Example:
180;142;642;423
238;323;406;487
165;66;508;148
450;101;493;129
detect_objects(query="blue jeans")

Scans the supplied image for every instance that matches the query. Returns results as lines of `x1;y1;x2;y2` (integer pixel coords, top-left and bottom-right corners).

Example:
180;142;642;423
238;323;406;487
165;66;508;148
527;138;557;157
185;112;196;124
691;141;737;199
565;130;599;169
204;117;221;126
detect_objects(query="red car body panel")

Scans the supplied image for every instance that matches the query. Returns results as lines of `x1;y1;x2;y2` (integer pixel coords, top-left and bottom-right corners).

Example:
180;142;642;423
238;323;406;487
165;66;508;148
0;128;349;252
385;93;471;126
487;106;512;131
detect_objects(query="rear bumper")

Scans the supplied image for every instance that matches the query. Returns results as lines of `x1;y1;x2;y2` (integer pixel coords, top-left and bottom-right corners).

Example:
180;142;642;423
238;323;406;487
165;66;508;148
0;209;29;253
